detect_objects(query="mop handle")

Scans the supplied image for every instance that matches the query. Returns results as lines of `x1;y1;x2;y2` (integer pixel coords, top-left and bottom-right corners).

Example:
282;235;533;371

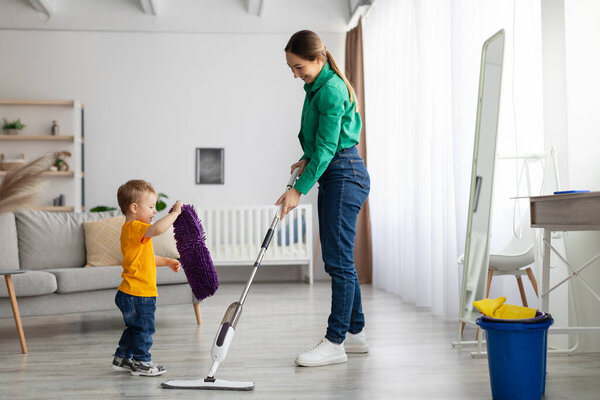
238;168;301;305
286;167;302;190
276;167;302;220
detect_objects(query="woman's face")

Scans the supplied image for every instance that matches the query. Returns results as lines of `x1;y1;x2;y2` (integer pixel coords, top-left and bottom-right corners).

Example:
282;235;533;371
286;51;324;84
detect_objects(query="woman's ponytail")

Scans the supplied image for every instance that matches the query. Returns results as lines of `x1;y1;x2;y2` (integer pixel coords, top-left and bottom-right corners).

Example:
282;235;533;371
325;50;358;112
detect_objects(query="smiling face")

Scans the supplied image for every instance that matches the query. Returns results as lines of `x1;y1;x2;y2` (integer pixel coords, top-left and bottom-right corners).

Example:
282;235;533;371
286;51;325;84
131;190;158;224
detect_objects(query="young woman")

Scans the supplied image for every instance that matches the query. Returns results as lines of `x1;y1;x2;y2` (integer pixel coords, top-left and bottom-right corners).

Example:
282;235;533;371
276;30;371;367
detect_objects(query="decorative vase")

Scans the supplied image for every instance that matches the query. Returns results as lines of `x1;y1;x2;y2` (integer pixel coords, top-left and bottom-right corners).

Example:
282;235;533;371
3;129;19;135
51;120;59;136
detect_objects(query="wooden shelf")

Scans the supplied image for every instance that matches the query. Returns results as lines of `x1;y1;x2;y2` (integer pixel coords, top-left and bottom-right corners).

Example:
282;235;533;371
0;135;75;142
0;170;75;177
45;171;75;177
2;99;84;211
36;206;75;212
0;100;75;107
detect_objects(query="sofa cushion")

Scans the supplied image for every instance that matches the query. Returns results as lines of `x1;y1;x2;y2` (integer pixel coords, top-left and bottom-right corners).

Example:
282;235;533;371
82;216;179;266
156;266;189;286
16;210;120;270
0;270;57;298
152;225;180;259
46;266;123;293
83;215;126;266
46;266;189;294
0;212;19;271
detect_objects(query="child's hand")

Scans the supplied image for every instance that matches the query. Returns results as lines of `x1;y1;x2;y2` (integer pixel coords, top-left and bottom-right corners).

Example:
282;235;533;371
167;258;181;272
172;201;183;215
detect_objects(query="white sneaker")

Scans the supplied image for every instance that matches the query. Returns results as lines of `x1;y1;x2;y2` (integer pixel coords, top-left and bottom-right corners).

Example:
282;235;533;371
295;338;348;367
344;331;369;353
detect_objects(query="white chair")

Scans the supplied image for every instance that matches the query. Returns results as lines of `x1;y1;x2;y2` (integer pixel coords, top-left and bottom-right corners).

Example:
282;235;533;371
487;224;538;307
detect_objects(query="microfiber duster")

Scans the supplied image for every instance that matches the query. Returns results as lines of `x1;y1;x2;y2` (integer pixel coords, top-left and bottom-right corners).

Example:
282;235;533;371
172;204;219;301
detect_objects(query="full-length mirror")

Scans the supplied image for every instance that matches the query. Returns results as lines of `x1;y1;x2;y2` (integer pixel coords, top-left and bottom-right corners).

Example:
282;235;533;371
459;30;505;330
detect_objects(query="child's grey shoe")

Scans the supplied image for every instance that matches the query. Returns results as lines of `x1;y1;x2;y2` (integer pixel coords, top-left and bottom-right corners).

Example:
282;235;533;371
130;360;166;376
112;355;134;371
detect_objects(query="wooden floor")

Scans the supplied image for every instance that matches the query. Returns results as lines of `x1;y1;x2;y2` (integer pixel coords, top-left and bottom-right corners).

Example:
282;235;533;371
1;282;599;399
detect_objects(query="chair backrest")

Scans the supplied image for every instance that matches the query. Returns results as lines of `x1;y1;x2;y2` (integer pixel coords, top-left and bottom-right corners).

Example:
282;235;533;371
498;220;534;256
489;212;535;270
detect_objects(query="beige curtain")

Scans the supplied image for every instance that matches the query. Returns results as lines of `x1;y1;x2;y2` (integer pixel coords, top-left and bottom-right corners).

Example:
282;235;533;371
345;18;373;283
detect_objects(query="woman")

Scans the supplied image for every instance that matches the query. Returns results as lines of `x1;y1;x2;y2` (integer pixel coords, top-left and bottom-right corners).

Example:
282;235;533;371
276;30;371;367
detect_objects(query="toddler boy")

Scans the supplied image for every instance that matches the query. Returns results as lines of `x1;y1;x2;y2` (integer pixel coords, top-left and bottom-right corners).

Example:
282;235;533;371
111;179;182;376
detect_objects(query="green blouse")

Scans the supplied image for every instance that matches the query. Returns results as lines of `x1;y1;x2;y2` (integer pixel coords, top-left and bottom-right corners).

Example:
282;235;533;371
294;62;362;194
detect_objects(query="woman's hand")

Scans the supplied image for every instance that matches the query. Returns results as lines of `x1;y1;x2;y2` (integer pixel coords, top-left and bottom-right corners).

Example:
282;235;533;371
275;188;301;221
167;258;181;273
290;159;308;176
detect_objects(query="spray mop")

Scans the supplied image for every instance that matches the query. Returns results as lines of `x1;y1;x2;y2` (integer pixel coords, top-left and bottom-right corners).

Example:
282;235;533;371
162;168;301;391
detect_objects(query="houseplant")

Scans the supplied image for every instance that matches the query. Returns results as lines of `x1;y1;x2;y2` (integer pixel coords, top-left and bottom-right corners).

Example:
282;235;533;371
156;192;169;212
89;206;117;212
2;118;26;135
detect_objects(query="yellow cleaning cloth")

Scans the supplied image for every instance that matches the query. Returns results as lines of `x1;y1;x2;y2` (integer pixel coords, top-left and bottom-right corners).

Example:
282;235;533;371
473;297;537;319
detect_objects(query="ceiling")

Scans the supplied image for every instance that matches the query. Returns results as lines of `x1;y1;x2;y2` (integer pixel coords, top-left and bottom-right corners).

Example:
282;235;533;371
0;0;373;34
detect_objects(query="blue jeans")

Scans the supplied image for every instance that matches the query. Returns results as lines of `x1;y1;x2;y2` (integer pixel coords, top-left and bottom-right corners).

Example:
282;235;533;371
318;146;370;344
114;290;156;362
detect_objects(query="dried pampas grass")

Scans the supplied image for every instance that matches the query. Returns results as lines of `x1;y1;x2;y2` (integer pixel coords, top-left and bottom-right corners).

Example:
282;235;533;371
0;154;54;214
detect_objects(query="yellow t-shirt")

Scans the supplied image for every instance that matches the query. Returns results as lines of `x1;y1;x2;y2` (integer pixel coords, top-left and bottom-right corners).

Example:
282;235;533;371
118;220;157;297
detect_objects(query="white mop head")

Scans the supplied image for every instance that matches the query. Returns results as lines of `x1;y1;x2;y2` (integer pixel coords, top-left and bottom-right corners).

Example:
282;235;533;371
161;378;254;391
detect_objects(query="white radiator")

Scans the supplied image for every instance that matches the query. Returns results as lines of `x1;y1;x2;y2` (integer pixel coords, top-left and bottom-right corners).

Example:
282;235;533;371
196;204;313;284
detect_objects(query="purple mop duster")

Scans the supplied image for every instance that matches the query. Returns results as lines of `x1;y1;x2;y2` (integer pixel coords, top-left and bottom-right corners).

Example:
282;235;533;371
172;204;219;301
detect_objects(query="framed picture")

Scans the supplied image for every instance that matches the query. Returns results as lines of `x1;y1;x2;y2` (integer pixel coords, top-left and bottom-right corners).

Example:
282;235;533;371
195;148;224;184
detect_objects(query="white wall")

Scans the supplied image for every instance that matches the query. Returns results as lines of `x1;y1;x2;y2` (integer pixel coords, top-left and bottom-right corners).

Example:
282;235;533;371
0;0;350;281
538;0;600;352
0;30;345;209
564;0;600;351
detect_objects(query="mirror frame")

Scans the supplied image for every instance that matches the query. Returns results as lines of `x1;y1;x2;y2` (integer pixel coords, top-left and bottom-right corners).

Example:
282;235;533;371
459;29;505;328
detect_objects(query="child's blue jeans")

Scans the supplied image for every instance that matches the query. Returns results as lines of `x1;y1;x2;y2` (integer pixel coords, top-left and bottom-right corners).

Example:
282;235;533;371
114;290;156;362
317;146;370;344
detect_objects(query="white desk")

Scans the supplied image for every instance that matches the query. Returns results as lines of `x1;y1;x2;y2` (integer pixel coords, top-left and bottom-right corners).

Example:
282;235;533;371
530;191;600;337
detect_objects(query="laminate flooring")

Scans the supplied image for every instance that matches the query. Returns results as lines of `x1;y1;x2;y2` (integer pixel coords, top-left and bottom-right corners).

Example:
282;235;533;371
0;282;599;399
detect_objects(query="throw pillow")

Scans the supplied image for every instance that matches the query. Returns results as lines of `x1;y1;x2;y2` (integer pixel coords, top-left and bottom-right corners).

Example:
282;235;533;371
153;225;180;259
83;215;125;266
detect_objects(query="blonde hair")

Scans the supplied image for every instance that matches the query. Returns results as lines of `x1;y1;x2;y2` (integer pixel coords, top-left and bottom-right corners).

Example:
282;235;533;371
117;179;156;215
285;30;358;110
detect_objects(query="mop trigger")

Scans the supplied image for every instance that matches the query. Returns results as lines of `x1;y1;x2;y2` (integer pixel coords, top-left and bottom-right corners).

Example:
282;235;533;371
216;323;232;346
287;167;301;189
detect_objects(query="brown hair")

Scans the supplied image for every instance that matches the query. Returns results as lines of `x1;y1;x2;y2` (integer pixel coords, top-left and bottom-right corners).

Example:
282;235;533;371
117;179;156;215
285;30;358;109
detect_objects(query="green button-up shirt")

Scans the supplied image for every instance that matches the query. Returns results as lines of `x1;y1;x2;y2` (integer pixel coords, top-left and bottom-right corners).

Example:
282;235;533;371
294;62;362;194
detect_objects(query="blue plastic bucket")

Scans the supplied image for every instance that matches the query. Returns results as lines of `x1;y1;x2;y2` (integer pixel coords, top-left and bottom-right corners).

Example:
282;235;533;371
476;312;553;400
